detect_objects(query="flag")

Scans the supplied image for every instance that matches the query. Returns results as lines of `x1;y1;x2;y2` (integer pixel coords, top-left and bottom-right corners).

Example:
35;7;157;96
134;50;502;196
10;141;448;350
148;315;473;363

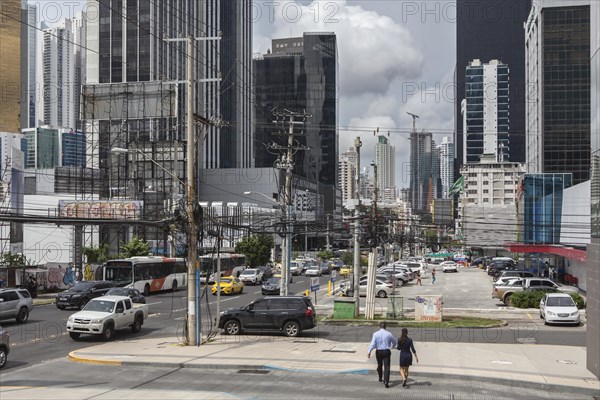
448;176;464;196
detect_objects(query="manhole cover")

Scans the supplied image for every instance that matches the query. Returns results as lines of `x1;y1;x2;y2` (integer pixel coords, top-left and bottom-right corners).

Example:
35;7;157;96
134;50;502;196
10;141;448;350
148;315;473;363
556;360;577;365
490;360;513;365
237;369;270;374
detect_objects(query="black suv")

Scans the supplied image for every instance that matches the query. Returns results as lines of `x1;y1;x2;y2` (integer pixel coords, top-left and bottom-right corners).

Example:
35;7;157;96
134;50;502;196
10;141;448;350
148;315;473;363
218;296;316;337
56;281;114;310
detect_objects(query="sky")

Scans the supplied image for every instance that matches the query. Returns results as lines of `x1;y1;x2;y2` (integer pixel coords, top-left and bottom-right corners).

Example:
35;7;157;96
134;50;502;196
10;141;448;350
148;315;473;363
32;0;457;190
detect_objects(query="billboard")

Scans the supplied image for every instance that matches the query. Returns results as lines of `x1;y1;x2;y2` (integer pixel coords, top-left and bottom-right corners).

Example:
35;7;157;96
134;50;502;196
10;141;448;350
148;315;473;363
58;200;143;220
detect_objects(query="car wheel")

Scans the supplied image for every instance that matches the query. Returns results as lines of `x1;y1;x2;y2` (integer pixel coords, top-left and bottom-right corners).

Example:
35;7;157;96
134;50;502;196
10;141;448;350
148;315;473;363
239;286;243;294
504;295;513;307
377;290;387;299
131;315;142;333
283;320;301;337
172;280;178;292
540;312;543;319
143;284;150;297
79;297;89;310
16;307;29;323
0;346;7;369
224;320;241;335
56;304;66;310
102;322;115;341
69;332;81;340
262;291;266;295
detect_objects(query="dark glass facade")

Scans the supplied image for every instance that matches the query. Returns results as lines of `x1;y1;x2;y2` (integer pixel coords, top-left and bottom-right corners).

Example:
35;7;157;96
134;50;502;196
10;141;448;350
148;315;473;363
541;6;590;185
522;173;572;244
62;131;86;168
455;0;531;173
254;33;338;187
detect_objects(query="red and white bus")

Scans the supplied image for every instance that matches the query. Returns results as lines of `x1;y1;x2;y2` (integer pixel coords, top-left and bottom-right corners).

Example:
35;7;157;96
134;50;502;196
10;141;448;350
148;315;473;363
102;256;187;296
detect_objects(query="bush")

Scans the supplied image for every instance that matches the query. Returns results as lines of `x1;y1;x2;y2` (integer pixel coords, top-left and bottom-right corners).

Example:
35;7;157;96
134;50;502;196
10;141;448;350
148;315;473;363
570;293;586;309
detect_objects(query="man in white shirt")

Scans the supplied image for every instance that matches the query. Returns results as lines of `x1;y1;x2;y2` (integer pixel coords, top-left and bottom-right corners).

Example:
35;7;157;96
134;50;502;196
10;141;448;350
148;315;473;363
367;321;397;388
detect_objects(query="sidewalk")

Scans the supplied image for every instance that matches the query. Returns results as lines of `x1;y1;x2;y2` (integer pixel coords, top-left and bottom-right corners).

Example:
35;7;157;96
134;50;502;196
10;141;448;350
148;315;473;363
33;293;56;306
68;335;599;396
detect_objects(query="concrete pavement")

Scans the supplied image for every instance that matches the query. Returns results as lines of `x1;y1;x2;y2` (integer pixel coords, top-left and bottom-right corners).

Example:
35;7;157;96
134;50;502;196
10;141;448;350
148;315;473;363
67;335;599;397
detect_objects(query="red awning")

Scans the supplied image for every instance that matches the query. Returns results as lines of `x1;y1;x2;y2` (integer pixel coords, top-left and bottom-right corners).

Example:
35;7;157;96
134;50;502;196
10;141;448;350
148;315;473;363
504;243;587;263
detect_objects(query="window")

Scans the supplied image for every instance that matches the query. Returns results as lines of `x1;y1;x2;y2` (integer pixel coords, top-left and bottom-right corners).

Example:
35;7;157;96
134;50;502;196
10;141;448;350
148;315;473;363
124;299;132;310
252;300;268;310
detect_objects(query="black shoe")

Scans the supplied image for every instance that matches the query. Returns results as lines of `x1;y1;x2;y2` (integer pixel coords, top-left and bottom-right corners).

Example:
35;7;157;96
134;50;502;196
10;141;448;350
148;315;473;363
385;384;390;388
378;378;383;383
402;380;407;387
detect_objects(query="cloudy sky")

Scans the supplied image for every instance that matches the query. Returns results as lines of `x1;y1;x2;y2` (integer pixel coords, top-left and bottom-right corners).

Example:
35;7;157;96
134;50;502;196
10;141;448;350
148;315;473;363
37;0;456;190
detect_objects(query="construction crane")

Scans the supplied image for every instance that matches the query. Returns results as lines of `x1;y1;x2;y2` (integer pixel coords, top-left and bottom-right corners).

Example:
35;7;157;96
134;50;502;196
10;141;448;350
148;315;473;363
406;112;419;132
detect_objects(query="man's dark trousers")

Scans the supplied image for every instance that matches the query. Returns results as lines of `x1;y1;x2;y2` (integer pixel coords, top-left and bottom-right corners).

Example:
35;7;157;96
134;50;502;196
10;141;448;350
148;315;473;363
375;349;392;384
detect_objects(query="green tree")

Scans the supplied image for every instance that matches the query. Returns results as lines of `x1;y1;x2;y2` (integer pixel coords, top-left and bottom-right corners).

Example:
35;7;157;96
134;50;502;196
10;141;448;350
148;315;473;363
235;234;274;267
83;244;111;263
341;251;354;266
0;252;32;268
317;249;334;260
121;236;151;258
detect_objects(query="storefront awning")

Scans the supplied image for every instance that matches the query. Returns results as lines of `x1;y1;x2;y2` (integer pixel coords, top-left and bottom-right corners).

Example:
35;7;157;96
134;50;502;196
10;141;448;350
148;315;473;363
504;243;587;263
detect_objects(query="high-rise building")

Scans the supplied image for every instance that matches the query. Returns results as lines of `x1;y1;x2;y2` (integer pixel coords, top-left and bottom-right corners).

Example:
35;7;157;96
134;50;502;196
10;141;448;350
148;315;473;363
254;33;338;188
62;130;86;168
0;0;28;132
455;0;531;174
71;12;87;131
339;147;357;205
462;59;510;163
438;137;455;198
409;130;439;212
525;0;591;185
587;0;599;380
22;127;60;169
26;4;38;128
41;19;75;129
375;135;395;200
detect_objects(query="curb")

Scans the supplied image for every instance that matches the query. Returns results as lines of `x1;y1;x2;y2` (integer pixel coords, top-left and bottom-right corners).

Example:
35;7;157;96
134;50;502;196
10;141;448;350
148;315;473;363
320;318;508;329
66;352;598;396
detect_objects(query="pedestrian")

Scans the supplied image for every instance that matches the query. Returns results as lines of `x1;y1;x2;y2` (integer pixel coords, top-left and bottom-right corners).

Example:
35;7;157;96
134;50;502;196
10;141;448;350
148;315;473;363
367;321;397;388
397;327;418;388
431;268;436;284
416;270;422;286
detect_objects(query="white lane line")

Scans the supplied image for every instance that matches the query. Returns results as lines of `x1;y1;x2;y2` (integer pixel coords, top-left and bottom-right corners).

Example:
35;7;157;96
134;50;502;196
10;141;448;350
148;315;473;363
146;301;162;306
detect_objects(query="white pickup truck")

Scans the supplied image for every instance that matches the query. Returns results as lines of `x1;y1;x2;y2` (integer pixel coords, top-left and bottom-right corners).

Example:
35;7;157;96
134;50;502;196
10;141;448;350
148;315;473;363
66;295;149;341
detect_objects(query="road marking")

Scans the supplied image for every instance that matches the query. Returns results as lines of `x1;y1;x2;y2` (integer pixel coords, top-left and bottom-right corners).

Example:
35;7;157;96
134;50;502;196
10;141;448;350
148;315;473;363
147;301;162;306
527;313;532;319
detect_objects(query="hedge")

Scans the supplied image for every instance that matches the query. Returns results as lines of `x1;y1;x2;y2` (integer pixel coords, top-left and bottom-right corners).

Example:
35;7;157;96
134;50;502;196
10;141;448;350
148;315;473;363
510;290;585;309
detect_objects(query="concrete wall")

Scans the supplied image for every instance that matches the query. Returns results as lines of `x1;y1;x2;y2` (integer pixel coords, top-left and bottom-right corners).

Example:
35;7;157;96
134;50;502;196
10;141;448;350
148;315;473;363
586;240;599;378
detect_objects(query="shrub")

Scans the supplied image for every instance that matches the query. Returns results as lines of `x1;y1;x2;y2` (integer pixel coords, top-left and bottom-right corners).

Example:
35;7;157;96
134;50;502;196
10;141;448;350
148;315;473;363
510;290;553;308
570;293;586;309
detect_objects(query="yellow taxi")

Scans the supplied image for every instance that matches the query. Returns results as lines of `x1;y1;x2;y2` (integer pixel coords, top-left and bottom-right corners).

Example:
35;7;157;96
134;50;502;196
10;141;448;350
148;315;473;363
211;276;244;295
340;266;353;276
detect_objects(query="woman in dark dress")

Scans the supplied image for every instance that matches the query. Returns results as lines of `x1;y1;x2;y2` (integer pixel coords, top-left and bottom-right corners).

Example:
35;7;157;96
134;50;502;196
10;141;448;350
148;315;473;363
397;328;418;388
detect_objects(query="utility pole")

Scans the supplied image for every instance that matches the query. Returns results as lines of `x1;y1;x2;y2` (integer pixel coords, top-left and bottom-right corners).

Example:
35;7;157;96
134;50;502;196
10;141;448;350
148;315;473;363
353;137;362;318
164;34;221;347
365;161;378;320
271;108;310;296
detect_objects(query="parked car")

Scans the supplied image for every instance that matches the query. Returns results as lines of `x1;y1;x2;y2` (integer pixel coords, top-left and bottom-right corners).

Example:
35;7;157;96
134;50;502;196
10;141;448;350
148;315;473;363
492;277;579;306
539;293;581;325
105;288;146;304
305;266;322;277
56;281;115;310
239;269;264;285
343;278;395;298
261;277;281;295
441;261;458;273
211;276;244;295
218;296;316;337
0;288;33;323
495;270;535;282
66;296;149;341
377;266;412;283
487;260;517;278
0;328;9;368
494;277;523;286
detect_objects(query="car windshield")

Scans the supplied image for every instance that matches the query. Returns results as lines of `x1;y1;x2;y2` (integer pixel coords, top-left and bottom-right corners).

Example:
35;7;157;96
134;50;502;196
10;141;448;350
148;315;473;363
546;297;575;307
69;282;94;292
218;278;232;284
265;278;280;285
241;269;256;275
84;300;115;313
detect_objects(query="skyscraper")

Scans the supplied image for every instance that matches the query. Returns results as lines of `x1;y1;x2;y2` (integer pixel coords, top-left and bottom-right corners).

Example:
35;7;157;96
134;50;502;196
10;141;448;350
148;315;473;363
41;19;75;129
71;11;87;131
409;130;438;212
254;33;338;187
339;147;357;205
455;0;531;173
525;0;591;185
462;59;510;163
375;135;395;200
26;4;38;129
438;137;455;198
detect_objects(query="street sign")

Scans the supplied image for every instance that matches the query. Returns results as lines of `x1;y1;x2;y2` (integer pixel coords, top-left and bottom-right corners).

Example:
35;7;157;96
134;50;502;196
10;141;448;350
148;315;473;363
331;271;337;282
310;277;320;292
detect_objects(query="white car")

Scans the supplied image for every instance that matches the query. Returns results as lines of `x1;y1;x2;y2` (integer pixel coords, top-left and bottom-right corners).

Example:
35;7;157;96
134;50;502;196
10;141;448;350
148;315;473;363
305;266;321;277
238;269;263;285
341;278;395;298
441;261;458;273
539;293;580;325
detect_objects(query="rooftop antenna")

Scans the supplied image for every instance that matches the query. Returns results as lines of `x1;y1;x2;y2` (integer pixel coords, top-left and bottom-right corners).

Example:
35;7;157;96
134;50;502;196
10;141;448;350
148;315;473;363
407;112;419;132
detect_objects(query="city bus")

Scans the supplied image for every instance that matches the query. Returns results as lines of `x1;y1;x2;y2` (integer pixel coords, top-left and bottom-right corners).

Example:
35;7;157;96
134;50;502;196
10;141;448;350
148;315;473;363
198;253;246;283
102;256;187;296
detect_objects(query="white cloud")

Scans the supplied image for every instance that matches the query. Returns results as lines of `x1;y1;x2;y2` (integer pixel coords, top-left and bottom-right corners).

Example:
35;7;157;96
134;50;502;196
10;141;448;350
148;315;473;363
268;0;424;97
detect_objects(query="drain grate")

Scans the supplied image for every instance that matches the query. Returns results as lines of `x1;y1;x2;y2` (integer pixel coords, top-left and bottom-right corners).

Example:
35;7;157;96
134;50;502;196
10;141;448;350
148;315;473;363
322;349;356;353
237;369;270;374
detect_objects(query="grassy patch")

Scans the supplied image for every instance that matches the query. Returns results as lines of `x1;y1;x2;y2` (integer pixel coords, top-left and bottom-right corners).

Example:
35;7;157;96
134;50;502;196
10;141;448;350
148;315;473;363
321;316;503;328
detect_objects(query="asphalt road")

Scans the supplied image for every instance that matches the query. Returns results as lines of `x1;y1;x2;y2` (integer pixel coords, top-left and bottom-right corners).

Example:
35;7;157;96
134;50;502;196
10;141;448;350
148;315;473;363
0;360;594;400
